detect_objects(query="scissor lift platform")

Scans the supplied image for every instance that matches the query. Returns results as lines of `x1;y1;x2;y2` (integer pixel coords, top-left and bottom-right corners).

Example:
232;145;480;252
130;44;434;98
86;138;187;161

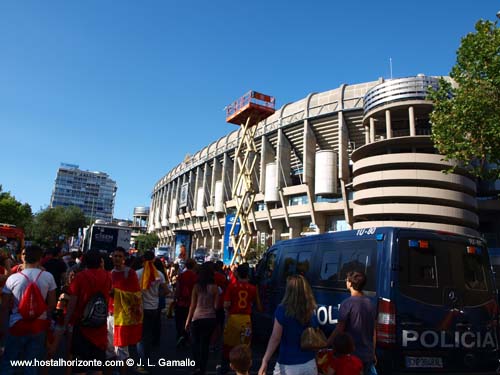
225;91;275;125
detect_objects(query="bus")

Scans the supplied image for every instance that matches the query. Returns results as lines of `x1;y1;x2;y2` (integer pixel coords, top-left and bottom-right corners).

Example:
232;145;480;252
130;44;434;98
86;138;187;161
254;227;499;374
82;220;132;253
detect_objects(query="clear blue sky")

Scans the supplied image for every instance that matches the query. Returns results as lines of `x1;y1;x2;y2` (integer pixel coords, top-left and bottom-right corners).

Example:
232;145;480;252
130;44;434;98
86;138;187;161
1;1;498;220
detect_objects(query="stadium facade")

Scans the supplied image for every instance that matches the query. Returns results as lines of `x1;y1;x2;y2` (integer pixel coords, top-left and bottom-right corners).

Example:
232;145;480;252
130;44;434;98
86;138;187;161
148;75;500;254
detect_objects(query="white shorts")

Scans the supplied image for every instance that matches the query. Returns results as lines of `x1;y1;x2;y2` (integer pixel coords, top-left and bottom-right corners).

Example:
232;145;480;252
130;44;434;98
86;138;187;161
106;315;129;360
273;358;317;375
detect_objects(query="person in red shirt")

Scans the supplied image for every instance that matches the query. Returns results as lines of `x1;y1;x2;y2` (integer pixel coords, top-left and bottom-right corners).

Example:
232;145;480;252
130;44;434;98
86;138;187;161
228;264;238;285
62;250;112;375
218;263;262;375
327;332;364;375
174;258;198;348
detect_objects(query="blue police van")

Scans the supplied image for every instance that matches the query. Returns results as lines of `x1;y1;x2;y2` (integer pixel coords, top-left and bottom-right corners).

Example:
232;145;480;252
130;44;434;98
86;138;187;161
253;227;499;374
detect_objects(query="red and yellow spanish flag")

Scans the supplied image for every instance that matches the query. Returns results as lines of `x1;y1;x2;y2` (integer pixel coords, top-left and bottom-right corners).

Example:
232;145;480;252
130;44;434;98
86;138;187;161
141;260;159;290
112;269;143;346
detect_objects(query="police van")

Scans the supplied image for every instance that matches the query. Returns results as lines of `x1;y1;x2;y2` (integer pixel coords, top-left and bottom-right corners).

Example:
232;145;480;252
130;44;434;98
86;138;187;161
253;227;499;374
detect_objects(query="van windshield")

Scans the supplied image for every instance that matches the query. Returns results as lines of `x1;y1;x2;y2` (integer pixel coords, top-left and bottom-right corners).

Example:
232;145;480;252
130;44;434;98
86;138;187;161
398;238;494;307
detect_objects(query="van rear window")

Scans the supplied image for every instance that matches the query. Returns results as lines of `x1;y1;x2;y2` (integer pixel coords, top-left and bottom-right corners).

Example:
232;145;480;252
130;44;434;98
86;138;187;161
399;239;494;307
316;240;377;292
407;249;438;287
463;254;488;291
489;255;500;289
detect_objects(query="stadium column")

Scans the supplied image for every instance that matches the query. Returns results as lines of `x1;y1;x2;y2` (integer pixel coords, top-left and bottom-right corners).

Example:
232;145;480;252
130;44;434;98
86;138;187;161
288;219;302;239
303;119;316;187
272;222;284;245
303;93;316;188
222;153;233;203
338;110;353;229
409;106;416;136
385;110;392;139
277;129;291;188
259;136;275;193
369;117;375;143
211;159;222;207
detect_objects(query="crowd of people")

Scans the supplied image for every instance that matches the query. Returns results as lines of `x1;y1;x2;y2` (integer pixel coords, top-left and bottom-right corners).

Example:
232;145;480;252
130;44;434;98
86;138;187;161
0;244;377;375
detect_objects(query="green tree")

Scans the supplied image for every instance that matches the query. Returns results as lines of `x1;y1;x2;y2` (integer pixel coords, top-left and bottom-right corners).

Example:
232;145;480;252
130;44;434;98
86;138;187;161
429;18;500;180
135;233;160;252
31;206;87;247
0;185;33;230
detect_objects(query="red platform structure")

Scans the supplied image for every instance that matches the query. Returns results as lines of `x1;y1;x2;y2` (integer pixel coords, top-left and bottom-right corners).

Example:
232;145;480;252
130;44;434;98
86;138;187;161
226;91;275;125
224;90;275;265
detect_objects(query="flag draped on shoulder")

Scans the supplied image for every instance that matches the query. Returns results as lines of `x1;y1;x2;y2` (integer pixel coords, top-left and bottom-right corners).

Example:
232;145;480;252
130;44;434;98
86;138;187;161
141;260;159;290
112;268;143;346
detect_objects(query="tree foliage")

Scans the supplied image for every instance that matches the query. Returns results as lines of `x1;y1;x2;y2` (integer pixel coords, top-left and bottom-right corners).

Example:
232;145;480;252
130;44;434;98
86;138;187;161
31;206;87;247
135;233;160;252
429;19;500;180
0;185;32;230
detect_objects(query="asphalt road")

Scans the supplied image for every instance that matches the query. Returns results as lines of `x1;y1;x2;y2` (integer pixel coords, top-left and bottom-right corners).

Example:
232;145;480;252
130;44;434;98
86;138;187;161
12;304;274;375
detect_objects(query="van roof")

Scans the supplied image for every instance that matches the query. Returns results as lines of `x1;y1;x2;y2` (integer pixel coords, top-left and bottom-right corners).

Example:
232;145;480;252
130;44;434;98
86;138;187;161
270;226;483;248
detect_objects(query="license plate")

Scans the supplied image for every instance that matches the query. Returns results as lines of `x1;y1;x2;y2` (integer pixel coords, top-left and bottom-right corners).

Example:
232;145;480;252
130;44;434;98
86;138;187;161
405;356;443;368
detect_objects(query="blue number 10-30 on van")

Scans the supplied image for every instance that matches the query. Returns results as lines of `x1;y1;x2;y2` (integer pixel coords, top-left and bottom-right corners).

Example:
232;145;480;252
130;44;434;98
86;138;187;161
253;227;500;374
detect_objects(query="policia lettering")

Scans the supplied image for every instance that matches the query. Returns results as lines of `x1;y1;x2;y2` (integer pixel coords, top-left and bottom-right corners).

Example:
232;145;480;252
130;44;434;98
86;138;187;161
403;330;497;349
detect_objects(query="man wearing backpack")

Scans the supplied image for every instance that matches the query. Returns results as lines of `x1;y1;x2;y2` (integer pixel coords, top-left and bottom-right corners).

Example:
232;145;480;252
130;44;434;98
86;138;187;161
62;250;112;375
0;245;57;375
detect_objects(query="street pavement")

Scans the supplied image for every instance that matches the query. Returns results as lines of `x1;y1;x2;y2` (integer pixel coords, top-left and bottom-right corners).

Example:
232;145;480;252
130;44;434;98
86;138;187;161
33;302;275;375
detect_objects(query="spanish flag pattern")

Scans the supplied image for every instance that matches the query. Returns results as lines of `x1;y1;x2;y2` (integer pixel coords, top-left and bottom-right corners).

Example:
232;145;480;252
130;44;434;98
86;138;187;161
112;268;143;347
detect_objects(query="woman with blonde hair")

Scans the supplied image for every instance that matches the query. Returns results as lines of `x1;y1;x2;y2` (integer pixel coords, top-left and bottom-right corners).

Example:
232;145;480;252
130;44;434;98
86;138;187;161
258;275;319;375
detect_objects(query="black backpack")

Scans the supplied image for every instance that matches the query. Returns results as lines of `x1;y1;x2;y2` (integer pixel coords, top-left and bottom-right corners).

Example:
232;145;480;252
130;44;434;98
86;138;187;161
80;273;108;328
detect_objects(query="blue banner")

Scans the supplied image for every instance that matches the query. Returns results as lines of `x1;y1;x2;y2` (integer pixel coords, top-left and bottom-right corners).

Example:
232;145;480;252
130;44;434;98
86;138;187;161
174;230;193;260
223;214;240;265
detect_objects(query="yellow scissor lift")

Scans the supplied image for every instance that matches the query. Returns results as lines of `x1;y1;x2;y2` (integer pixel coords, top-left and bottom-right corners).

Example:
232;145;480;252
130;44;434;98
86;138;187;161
225;91;275;265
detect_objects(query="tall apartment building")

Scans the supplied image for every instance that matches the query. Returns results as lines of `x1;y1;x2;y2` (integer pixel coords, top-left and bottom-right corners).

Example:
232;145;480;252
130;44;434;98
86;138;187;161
50;163;117;222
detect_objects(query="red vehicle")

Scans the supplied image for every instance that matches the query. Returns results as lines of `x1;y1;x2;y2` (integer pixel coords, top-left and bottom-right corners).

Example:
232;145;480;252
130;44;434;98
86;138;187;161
0;223;25;257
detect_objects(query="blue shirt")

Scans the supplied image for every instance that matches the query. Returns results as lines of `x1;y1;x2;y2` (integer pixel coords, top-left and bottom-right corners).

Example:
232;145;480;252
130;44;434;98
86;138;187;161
275;304;318;365
338;295;376;363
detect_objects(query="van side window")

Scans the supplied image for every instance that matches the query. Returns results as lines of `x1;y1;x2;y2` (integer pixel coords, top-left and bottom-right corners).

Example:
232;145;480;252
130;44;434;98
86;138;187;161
320;252;339;281
297;252;312;275
265;251;277;279
282;253;297;283
316;240;377;292
278;249;313;284
339;247;375;284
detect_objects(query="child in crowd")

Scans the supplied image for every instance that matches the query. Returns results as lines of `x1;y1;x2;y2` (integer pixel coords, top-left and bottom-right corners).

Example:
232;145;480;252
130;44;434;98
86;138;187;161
325;332;363;375
230;345;252;375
